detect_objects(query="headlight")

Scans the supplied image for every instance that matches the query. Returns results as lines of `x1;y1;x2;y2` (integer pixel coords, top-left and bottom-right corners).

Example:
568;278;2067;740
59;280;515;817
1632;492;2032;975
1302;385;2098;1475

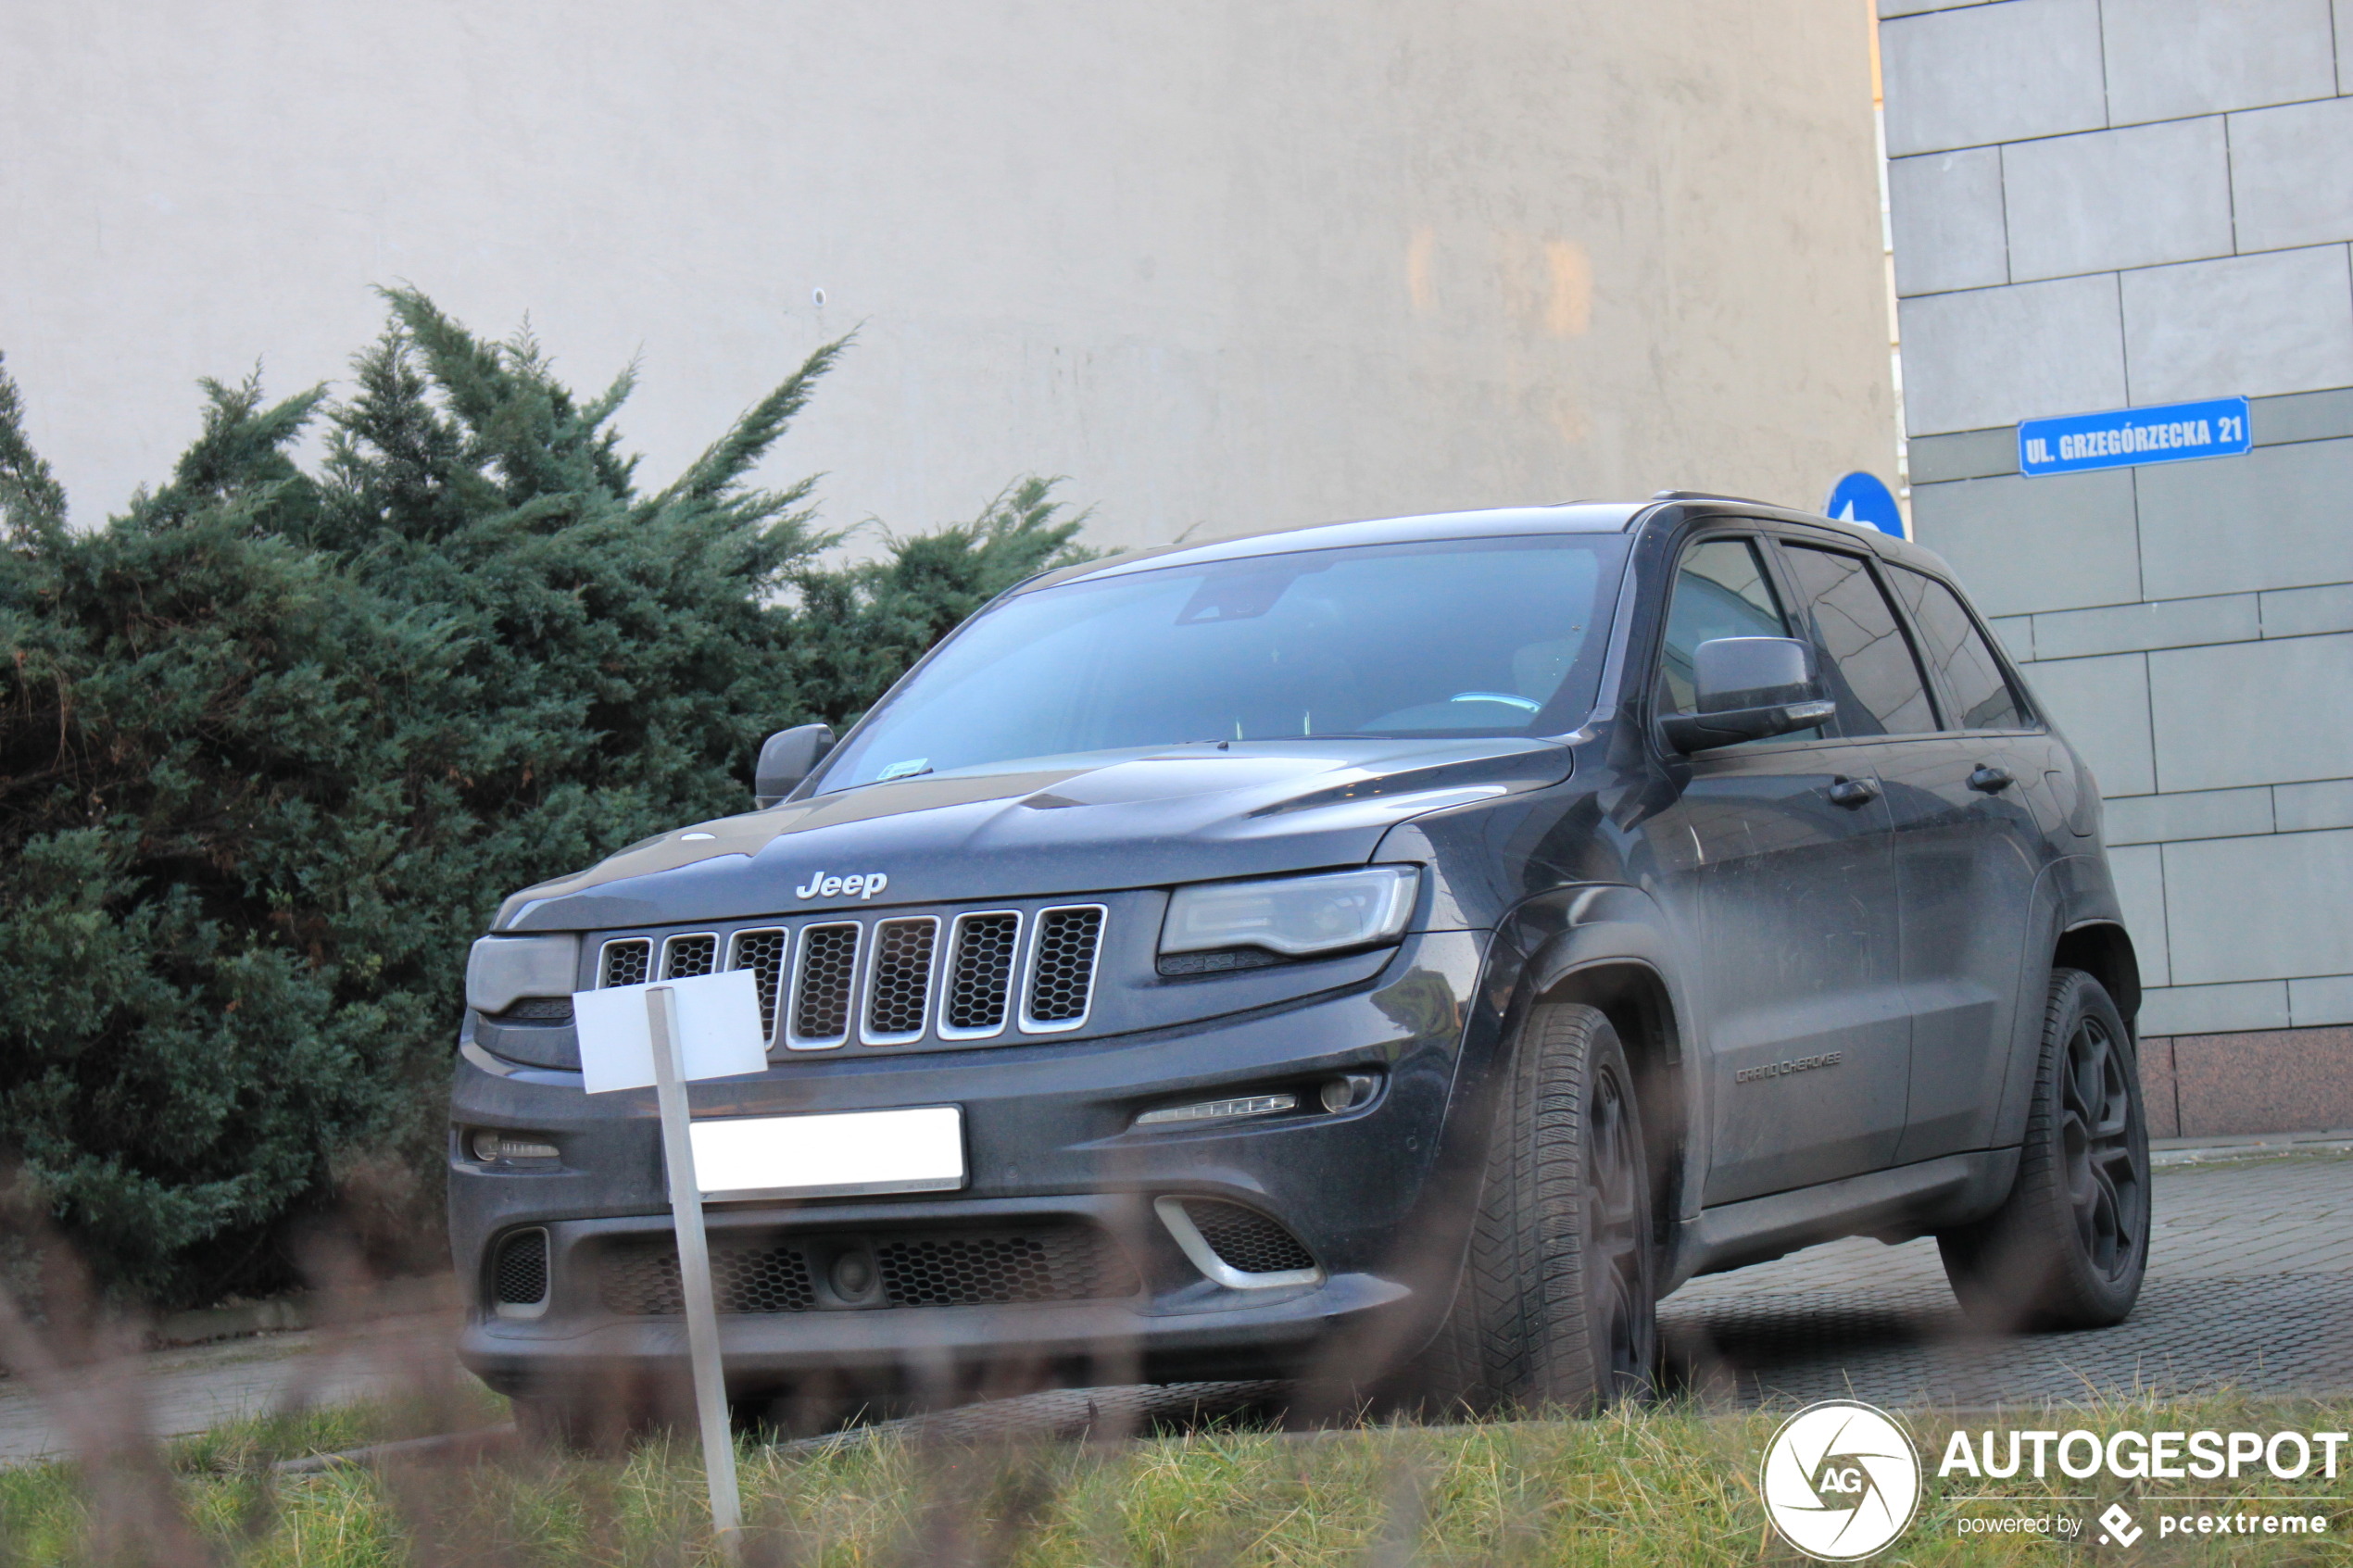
1160;867;1419;959
466;935;581;1015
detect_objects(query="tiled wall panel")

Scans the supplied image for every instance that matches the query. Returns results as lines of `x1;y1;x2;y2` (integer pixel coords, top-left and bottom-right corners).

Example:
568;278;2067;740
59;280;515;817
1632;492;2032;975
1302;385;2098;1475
1887;0;2353;1048
1881;0;2109;156
1898;276;2127;438
1909;468;2143;614
1888;149;2010;295
2098;0;2338;123
2133;435;2353;599
2002;119;2233;281
2119;246;2353;405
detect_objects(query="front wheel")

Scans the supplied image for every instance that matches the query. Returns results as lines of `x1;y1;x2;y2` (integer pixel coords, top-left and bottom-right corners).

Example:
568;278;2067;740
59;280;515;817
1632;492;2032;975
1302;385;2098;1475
1416;1001;1657;1414
1939;968;2150;1331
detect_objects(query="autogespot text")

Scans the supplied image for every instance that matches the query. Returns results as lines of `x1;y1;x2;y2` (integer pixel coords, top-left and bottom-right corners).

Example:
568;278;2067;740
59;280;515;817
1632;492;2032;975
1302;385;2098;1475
1938;1426;2350;1482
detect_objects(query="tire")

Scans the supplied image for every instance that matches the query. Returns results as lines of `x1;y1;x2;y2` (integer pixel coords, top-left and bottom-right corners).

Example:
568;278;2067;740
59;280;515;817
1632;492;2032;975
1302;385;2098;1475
1417;1001;1657;1414
1939;968;2150;1332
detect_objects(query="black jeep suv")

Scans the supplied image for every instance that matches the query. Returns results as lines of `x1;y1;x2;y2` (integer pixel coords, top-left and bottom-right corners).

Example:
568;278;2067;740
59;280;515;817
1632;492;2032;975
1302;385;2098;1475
452;494;2149;1426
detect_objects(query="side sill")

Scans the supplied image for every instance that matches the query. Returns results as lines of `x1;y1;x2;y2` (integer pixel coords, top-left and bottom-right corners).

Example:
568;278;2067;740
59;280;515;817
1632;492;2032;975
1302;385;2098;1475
1665;1148;2020;1292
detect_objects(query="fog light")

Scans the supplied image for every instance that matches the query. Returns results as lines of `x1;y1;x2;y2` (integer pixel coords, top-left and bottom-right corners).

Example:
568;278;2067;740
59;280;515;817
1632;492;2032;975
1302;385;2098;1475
830;1250;876;1298
1134;1093;1297;1127
1320;1073;1379;1113
471;1130;560;1162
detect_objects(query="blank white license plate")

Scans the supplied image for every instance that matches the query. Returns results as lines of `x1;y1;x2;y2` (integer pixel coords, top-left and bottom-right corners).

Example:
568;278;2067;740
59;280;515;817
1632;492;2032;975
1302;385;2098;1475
687;1106;965;1200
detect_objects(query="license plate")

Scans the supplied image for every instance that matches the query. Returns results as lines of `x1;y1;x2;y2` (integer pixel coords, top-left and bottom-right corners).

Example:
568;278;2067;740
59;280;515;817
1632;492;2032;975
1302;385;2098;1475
686;1106;965;1200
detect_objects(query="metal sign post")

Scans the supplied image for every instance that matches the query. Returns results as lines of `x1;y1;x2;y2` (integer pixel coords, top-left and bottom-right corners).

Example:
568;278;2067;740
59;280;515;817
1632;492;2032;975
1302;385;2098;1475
646;984;744;1555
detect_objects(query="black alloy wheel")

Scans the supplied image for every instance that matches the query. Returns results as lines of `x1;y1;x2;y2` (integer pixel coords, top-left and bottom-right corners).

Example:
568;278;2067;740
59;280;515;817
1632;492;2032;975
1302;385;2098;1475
1939;967;2150;1331
1586;1057;1654;1399
1415;1001;1658;1413
2060;1009;2143;1286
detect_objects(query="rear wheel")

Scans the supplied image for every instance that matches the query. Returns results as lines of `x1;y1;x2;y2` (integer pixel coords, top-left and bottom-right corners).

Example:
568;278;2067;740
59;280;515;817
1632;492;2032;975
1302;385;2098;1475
1418;1002;1656;1413
1939;968;2149;1330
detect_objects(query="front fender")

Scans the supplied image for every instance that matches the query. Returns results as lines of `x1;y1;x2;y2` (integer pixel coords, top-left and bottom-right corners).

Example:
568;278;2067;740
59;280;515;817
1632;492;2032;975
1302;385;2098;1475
1469;884;1708;1230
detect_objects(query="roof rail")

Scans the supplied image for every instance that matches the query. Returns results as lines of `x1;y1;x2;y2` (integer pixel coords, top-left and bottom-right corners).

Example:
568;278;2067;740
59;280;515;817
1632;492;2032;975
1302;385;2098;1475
1648;489;1791;508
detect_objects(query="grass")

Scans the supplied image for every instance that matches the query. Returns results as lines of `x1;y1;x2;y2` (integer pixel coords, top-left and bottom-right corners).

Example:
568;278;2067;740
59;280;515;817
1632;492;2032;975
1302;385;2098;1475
3;1391;2351;1565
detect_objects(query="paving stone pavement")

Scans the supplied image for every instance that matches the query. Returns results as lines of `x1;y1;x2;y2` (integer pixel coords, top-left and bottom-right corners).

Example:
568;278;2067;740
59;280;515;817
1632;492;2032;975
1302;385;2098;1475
4;1154;2342;1463
1659;1153;2353;1407
0;1312;460;1463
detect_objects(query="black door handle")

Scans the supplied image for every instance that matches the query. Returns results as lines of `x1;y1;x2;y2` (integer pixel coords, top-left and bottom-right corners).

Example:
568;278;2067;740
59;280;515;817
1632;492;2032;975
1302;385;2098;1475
1968;764;2015;794
1828;775;1881;808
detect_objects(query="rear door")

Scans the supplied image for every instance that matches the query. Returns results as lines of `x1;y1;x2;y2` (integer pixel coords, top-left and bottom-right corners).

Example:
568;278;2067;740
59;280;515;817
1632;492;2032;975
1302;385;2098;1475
1878;562;2052;1163
1639;532;1909;1206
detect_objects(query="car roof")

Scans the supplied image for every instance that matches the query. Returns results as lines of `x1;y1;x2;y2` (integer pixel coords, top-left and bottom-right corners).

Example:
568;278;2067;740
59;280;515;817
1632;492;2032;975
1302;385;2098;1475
1016;495;1962;595
1020;503;1646;592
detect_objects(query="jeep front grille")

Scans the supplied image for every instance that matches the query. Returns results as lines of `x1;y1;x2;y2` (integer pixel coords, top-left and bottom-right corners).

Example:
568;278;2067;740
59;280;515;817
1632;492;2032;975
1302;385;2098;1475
1024;906;1105;1030
942;911;1021;1036
727;928;788;1037
592;904;1107;1054
863;917;938;1043
598;937;651;988
786;922;861;1047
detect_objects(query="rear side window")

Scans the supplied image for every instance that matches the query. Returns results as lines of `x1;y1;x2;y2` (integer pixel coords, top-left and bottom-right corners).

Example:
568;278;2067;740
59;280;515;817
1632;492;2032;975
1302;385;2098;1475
1779;544;1936;738
1889;566;2029;732
1656;537;1793;716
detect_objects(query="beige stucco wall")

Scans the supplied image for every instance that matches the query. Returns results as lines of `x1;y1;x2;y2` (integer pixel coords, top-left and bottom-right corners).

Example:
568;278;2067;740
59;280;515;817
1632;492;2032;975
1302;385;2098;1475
0;1;1894;550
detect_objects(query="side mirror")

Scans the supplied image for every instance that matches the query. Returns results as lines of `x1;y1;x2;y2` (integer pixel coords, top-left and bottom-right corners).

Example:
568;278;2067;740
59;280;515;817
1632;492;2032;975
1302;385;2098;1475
1662;637;1836;753
754;723;836;807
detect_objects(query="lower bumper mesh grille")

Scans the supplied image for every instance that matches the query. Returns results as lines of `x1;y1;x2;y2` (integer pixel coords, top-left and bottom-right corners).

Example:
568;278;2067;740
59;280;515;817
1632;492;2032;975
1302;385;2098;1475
600;1241;818;1316
876;1228;1136;1307
492;1229;550;1307
1182;1201;1316;1275
598;1224;1135;1315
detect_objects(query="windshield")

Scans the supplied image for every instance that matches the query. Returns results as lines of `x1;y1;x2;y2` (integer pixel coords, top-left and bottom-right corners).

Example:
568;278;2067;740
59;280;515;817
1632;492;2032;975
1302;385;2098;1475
816;533;1628;792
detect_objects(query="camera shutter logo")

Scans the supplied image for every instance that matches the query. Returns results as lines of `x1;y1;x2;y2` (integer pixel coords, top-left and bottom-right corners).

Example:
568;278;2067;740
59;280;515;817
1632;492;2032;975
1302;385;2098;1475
1760;1400;1922;1561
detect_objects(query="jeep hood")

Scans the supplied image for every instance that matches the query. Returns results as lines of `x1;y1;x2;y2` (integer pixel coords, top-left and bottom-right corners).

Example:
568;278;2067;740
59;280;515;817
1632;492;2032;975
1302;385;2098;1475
493;736;1571;932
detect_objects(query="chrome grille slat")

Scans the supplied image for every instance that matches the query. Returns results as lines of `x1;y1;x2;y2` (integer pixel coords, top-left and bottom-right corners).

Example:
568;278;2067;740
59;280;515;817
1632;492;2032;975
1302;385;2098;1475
725;928;789;1045
660;933;718;979
598;937;651;988
595;903;1105;1049
862;917;939;1044
786;922;862;1049
940;911;1021;1038
1024;906;1105;1032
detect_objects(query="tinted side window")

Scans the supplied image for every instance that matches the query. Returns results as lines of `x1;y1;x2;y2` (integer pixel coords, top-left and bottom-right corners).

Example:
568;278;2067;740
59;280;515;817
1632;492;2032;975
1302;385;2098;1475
1656;537;1793;716
1780;544;1936;737
1889;566;2029;731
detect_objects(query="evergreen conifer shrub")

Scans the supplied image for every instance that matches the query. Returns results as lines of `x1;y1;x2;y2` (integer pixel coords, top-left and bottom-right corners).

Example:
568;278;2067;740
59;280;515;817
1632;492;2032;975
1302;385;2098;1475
0;293;1087;1304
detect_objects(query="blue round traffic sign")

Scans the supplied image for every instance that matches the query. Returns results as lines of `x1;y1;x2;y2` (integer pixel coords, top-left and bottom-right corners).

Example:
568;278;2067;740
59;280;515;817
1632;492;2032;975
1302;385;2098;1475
1824;471;1905;538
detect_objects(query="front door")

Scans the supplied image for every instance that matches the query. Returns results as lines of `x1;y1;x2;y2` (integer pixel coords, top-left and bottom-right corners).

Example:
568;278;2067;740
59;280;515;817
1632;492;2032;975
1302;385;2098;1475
1639;533;1910;1207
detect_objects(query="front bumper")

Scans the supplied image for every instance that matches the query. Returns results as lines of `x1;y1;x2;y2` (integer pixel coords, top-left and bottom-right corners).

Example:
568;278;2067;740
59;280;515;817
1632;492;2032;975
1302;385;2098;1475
448;930;1484;1392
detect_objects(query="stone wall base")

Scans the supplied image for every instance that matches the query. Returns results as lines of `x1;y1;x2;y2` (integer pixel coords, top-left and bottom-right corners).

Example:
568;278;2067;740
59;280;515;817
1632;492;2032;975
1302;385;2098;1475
2136;1024;2353;1138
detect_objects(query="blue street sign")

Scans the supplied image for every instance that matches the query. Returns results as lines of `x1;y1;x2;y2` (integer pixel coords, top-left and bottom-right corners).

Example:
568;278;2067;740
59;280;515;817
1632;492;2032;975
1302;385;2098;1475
1824;471;1905;537
2018;395;2249;477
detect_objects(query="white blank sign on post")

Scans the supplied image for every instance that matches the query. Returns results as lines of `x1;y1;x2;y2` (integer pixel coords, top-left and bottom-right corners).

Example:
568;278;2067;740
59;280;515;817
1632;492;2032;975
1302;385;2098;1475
573;968;767;1094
